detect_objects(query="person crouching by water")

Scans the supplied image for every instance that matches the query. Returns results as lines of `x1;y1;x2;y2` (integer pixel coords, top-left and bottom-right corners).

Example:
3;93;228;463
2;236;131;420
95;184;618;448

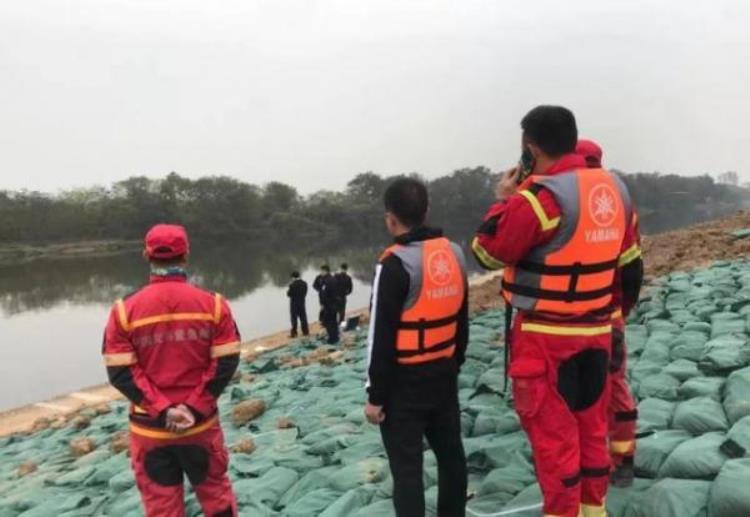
287;271;309;338
102;224;240;517
365;178;469;517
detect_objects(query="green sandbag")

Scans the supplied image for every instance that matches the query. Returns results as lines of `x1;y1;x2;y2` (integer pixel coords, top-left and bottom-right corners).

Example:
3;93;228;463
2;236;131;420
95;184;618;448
101;488;142;516
683;322;712;335
671;332;710;362
332;436;385;465
466;432;530;470
625;325;649;354
637;398;676;433
466;492;516;513
638;373;681;401
606;478;656;517
279;466;339;507
724;366;750;425
108;468;136;493
352;498;395;517
233;466;300;507
471;411;520;437
646;319;681;334
319;487;376;517
707;458;750;517
283;488;342;517
477;462;537;497
500;483;543;516
658;432;729;479
710;312;746;338
663;359;701;382
720;416;750;459
672;397;729;435
630;478;712;517
327;458;389;492
679;377;725;401
698;336;750;375
635;430;692;478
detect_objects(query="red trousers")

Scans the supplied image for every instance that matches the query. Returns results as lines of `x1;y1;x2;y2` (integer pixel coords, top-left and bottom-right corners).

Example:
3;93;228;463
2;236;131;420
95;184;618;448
509;316;611;517
608;317;637;466
129;418;236;517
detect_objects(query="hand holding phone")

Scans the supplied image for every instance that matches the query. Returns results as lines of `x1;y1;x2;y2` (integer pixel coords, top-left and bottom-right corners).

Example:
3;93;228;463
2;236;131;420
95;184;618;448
496;166;521;201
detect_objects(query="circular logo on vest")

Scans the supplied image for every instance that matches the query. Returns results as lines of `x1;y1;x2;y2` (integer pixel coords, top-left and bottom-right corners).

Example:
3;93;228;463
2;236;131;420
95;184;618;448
427;249;454;286
588;183;619;227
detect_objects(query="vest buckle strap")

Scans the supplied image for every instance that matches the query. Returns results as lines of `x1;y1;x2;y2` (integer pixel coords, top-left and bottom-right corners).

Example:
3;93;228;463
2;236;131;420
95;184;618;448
396;338;456;358
502;280;613;302
397;313;459;330
515;258;618;276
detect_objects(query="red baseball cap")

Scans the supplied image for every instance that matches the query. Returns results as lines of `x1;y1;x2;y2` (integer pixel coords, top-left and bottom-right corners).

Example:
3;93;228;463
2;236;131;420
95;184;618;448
576;139;603;168
144;224;189;259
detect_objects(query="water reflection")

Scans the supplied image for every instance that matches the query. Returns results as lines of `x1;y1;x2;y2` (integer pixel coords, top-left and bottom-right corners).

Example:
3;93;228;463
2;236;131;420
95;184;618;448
0;243;386;317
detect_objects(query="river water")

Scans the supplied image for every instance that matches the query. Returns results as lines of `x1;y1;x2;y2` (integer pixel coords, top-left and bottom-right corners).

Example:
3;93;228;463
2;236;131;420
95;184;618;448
0;248;375;411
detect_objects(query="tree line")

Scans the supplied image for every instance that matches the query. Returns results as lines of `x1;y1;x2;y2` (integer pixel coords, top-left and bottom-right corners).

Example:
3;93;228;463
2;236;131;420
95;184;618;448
1;168;748;250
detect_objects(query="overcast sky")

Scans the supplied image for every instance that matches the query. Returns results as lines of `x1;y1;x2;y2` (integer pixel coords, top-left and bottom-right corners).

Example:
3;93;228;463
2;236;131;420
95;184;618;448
1;0;749;194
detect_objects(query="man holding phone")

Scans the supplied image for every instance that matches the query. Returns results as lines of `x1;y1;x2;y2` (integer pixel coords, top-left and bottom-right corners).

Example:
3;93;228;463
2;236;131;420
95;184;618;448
471;106;638;517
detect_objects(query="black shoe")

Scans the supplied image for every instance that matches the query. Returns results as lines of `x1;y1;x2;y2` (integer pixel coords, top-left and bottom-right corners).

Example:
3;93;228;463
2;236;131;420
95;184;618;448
610;463;634;488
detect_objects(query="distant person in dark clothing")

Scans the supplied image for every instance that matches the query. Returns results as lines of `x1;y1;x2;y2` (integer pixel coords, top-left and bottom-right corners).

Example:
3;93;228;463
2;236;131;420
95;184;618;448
318;273;340;344
313;265;332;304
335;263;354;324
287;271;309;338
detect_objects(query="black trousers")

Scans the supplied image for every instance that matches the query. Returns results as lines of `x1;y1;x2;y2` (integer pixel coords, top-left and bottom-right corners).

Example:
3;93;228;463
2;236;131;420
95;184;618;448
320;307;339;344
337;298;347;324
380;372;467;517
290;303;309;337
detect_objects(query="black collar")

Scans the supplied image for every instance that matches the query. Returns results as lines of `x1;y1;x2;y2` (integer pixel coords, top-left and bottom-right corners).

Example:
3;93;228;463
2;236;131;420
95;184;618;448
394;226;444;245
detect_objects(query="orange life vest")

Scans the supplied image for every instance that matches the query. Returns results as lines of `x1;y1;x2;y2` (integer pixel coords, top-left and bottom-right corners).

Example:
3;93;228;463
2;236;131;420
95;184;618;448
502;168;631;315
380;237;467;364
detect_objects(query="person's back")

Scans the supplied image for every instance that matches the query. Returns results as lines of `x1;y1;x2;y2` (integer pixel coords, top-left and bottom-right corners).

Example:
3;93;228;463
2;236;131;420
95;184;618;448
366;178;469;517
103;224;240;517
287;277;308;304
287;273;309;338
114;280;230;408
334;265;353;323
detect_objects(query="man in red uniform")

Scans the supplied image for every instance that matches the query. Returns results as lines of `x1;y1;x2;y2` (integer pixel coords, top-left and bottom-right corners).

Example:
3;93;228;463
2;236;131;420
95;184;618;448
471;106;642;517
577;139;643;487
102;224;241;517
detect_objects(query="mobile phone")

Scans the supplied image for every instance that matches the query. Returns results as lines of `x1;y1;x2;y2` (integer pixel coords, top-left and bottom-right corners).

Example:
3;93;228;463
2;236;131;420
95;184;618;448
517;147;535;184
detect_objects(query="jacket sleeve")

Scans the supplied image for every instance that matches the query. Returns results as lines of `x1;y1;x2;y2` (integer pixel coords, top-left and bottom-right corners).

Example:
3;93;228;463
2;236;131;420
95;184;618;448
102;305;173;419
454;280;469;368
619;210;644;317
184;295;241;417
472;188;561;270
345;275;353;295
366;256;409;406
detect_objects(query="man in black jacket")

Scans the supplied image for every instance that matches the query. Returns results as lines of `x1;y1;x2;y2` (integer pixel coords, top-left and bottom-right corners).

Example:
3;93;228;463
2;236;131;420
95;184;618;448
365;178;469;517
334;263;353;324
312;264;331;305
287;271;309;338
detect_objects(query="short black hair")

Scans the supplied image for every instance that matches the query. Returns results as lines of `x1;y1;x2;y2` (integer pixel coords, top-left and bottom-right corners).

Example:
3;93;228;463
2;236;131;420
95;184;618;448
291;271;300;278
521;105;578;157
321;264;330;272
383;178;428;228
340;263;348;270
